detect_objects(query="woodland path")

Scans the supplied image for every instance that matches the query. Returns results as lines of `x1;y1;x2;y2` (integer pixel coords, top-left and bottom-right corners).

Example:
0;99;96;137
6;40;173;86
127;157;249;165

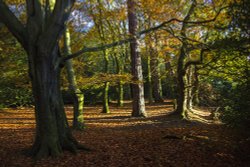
0;100;249;167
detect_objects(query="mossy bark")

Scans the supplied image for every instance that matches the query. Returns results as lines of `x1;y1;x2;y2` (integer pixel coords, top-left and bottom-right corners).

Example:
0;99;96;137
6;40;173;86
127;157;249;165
102;82;110;113
102;51;110;113
64;28;85;130
28;45;81;159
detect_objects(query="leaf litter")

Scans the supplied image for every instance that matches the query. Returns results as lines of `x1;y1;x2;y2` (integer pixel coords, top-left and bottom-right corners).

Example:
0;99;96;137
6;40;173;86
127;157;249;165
0;101;249;167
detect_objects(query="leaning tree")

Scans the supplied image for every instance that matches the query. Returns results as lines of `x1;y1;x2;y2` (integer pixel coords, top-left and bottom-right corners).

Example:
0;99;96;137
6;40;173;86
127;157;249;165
0;0;88;159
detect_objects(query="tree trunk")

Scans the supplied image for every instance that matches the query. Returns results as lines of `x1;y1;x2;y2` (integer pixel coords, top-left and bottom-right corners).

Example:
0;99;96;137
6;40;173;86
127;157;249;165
102;82;110;113
102;50;110;113
186;66;193;110
150;50;163;103
64;28;85;130
128;0;146;117
115;54;124;107
117;81;124;107
29;45;80;159
193;65;200;106
174;1;196;119
0;0;86;159
147;54;153;104
176;47;187;118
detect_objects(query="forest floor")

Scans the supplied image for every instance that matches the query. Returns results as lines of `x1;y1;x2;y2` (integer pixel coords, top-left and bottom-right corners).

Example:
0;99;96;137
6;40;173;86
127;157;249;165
0;100;250;167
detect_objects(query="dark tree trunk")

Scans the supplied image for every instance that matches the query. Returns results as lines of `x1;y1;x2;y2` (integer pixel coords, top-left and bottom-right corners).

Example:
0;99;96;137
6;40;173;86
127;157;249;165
28;45;80;159
0;0;87;159
128;0;146;117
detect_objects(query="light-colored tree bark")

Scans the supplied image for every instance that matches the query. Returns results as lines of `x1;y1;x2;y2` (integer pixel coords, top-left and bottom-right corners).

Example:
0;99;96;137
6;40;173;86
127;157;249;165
127;0;147;117
63;28;85;130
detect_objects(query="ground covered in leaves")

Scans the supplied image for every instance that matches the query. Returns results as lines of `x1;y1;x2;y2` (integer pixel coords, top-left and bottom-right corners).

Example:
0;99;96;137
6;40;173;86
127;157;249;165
0;101;250;167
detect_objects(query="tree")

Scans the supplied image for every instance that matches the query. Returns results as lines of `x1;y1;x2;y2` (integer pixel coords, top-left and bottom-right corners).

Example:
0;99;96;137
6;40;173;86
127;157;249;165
175;1;196;118
127;0;147;117
63;27;85;130
0;0;87;159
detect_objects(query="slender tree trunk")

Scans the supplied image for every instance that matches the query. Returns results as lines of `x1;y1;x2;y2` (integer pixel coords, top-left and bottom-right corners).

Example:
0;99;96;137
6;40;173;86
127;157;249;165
147;54;153;104
127;0;146;117
102;50;110;113
64;28;85;130
186;66;193;110
165;61;175;98
117;81;124;107
176;47;187;118
150;50;163;103
115;54;124;107
193;65;199;105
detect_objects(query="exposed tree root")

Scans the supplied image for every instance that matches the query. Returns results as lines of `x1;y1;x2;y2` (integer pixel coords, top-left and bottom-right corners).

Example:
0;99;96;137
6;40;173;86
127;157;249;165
29;136;90;160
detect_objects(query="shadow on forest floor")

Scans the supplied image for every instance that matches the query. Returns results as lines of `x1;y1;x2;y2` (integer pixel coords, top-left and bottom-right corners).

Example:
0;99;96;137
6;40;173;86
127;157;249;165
0;100;250;167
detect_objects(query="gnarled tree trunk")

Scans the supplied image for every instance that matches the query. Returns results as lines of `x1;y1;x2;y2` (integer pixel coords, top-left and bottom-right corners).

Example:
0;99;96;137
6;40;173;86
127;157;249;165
29;44;80;159
0;0;87;159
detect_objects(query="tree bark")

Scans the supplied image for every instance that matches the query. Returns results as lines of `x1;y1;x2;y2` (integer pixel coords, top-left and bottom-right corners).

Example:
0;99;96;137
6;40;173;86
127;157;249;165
175;1;196;119
63;28;85;130
114;54;124;107
176;47;187;118
186;66;193;110
147;54;154;104
150;48;164;103
29;44;80;159
102;50;110;113
193;65;200;105
0;0;86;159
127;0;146;117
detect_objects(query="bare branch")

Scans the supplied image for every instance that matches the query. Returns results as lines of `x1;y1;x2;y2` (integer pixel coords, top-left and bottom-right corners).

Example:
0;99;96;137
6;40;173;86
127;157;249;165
0;0;27;50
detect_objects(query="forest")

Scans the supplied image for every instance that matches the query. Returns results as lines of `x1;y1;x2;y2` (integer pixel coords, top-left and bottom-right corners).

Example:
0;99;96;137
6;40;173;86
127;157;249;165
0;0;249;166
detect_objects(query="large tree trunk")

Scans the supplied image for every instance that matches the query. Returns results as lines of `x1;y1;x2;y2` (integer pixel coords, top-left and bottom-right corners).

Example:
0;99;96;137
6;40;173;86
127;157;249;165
174;1;196;119
128;0;146;117
64;28;85;130
29;45;80;159
0;0;87;159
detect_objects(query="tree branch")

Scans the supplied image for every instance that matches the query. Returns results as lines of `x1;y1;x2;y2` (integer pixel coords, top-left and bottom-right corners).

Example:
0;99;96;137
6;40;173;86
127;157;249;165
62;5;228;63
0;0;27;50
38;0;75;52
